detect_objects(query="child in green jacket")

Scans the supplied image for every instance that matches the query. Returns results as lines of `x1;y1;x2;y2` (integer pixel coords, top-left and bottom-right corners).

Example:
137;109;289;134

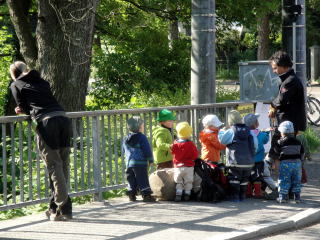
152;109;176;169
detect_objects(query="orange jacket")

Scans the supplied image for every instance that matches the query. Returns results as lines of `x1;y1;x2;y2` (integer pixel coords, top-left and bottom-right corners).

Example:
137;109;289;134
199;127;226;162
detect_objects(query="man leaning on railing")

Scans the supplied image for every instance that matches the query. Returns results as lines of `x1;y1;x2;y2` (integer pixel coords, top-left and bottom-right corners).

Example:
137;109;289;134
9;61;72;221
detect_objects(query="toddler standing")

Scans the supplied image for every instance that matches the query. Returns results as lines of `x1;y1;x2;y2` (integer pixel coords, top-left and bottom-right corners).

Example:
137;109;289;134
122;116;155;202
152;109;175;169
275;121;304;203
243;113;269;198
224;110;255;202
171;122;198;202
199;114;226;163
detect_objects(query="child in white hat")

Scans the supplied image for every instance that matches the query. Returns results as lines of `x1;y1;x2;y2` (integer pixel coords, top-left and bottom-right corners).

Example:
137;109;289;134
275;121;304;203
199;114;226;163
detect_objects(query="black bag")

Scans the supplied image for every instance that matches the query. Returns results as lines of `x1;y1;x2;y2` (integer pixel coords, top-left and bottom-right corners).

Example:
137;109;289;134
192;159;226;202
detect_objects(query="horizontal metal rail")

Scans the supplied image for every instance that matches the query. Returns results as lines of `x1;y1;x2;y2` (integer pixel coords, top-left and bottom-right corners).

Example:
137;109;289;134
0;102;245;211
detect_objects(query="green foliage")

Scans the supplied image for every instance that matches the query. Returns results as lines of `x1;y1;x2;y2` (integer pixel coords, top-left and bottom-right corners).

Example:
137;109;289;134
306;0;320;46
0;18;15;116
216;85;240;103
304;126;320;153
90;0;191;109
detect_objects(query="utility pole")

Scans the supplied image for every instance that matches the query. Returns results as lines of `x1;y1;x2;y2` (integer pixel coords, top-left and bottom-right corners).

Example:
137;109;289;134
191;0;215;104
282;0;306;83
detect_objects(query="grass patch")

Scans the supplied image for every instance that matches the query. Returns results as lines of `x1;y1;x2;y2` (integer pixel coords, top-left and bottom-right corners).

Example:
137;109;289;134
304;126;320;153
0;189;126;221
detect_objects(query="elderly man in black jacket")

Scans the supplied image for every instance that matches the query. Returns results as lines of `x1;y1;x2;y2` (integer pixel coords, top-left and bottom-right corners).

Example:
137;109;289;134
268;51;306;160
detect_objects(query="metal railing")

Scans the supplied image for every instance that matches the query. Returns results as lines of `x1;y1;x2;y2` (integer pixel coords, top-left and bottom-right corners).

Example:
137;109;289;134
0;102;246;211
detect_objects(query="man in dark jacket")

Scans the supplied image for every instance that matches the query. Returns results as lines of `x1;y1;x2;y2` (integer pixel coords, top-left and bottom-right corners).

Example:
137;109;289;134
268;51;306;160
10;61;72;221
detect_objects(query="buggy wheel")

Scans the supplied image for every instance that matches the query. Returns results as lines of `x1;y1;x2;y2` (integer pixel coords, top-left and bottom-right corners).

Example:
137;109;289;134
307;96;320;126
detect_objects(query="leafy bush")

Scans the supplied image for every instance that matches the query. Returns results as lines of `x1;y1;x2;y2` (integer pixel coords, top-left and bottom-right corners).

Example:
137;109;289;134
304;126;320;153
216;85;240;102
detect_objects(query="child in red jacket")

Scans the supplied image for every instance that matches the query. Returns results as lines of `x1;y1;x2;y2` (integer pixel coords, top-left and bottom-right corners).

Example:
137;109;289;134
171;122;198;202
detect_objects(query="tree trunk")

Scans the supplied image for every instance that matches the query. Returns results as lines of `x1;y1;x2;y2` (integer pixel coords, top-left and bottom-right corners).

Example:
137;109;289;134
7;0;98;112
7;0;37;67
257;14;270;60
36;0;98;111
168;20;179;48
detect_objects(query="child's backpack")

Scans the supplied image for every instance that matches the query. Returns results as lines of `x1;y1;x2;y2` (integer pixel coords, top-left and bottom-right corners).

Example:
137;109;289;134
192;159;227;202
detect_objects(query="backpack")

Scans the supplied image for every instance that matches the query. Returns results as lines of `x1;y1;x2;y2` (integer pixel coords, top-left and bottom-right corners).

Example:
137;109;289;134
192;159;227;202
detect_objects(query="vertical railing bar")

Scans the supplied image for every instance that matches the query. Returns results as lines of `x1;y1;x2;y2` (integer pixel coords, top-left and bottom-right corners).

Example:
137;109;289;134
108;115;113;184
27;121;32;201
72;119;78;192
143;113;147;135
10;123;16;204
80;118;85;190
19;122;24;202
86;116;91;188
2;124;7;205
119;114;125;184
101;116;106;186
36;141;41;199
191;109;196;143
113;115;119;184
149;112;155;172
44;165;49;198
92;116;102;201
148;112;153;146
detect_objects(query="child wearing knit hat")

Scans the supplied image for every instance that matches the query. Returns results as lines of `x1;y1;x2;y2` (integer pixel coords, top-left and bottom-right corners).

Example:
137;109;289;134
152;109;176;169
199;114;226;163
122;116;155;202
171;122;198;201
275;121;304;203
243;113;270;198
223;110;255;202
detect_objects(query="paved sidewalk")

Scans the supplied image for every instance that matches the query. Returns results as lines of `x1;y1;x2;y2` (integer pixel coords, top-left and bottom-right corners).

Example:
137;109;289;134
0;159;319;240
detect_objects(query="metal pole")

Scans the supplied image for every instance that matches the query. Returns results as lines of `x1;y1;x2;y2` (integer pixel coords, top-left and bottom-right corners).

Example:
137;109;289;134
282;0;294;57
282;0;306;84
293;21;296;71
191;0;215;104
295;0;306;84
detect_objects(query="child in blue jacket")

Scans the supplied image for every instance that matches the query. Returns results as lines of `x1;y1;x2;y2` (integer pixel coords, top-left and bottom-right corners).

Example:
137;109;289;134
244;113;269;198
223;110;255;202
122;116;155;202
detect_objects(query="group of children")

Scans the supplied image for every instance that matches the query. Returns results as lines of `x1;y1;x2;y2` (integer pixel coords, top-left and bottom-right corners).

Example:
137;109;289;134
122;108;305;204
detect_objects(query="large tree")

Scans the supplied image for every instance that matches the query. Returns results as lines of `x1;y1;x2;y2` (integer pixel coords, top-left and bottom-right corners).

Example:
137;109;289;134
7;0;99;111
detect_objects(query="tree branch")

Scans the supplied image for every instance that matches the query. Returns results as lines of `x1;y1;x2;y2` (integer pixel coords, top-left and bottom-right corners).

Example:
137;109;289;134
6;0;37;67
120;0;178;20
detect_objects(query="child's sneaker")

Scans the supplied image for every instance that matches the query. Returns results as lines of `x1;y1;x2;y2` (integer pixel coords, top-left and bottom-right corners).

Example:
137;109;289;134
175;195;182;202
128;194;136;202
143;194;156;202
294;193;301;204
48;210;72;221
276;198;287;203
184;194;190;201
277;194;288;204
264;189;278;200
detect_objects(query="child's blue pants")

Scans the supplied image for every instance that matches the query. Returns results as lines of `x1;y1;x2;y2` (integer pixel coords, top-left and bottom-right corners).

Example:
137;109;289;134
278;160;301;195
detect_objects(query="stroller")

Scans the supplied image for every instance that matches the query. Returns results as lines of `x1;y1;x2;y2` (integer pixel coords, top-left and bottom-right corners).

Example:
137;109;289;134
192;158;227;202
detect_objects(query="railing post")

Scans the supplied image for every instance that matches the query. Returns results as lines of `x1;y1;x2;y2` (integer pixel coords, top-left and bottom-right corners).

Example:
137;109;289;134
92;116;102;201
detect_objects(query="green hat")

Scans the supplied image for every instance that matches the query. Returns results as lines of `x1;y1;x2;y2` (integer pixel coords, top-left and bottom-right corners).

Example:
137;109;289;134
157;109;176;122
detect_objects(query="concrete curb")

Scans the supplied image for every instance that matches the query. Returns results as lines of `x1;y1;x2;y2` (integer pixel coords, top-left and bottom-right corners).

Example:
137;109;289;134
208;208;320;240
